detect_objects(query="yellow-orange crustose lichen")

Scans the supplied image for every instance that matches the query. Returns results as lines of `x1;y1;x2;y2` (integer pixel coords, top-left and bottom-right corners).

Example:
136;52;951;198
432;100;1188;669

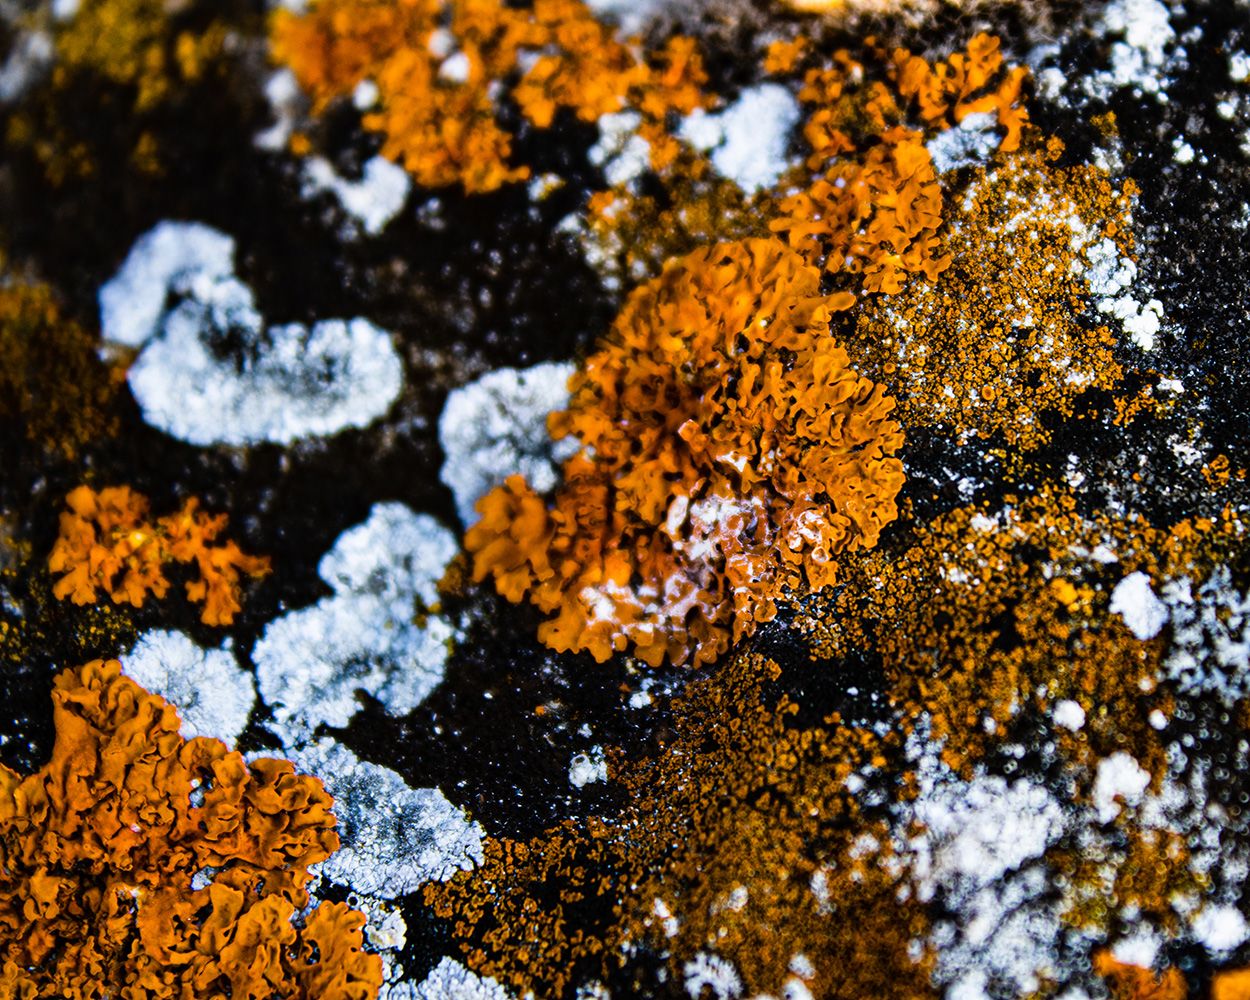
1214;969;1250;1000
1094;951;1188;1000
0;659;382;1000
271;0;707;193
4;0;237;183
848;145;1133;449
466;238;905;667
0;283;118;458
49;486;271;627
581;33;1028;298
799;486;1247;772
427;649;933;998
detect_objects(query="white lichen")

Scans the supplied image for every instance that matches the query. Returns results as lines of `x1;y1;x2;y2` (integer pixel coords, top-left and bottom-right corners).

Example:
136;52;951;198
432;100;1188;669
101;221;403;446
569;745;608;788
683;952;743;1000
1092;751;1150;823
438;362;577;526
680;84;801;194
409;957;512;1000
254;502;458;744
1109;571;1169;640
121;629;254;745
926;112;1002;174
900;736;1069;997
1162;567;1250;702
289;738;484;898
302;154;412;236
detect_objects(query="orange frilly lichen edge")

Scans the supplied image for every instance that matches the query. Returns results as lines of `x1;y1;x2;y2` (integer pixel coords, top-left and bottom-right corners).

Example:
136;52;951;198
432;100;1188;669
466;237;905;668
0;658;382;1000
48;485;271;627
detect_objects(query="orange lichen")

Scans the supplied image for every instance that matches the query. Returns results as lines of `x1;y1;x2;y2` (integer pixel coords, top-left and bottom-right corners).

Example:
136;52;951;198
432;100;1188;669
891;32;1029;152
762;36;810;76
1055;821;1203;938
0;658;382;999
4;0;239;184
769;34;1027;295
467;238;904;666
579;34;1028;299
1094;951;1188;1000
0;283;119;458
53;0;231;113
1213;968;1250;1000
49;485;271;626
772;124;950;294
271;0;707;193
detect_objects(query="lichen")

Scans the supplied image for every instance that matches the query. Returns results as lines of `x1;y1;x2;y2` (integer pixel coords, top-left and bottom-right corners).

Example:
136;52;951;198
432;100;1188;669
0;282;118;458
426;649;931;999
0;659;382;999
49;485;271;627
848;144;1136;449
466;237;904;667
4;0;242;184
270;0;708;194
798;486;1247;770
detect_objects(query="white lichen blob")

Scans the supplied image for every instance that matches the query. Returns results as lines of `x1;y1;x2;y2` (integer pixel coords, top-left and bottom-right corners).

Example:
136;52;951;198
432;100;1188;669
302;154;412;236
287;738;484;898
438;362;577;526
680;83;801;194
121;629;255;745
99;220;403;446
568;745;607;788
926;112;1002;174
254;502;459;743
682;952;743;1000
899;734;1070;997
409;957;511;1000
1162;567;1250;703
99;221;236;349
1109;571;1169;640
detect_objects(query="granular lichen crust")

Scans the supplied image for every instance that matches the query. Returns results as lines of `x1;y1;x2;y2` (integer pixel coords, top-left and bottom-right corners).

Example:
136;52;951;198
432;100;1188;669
849;145;1135;450
0;282;118;458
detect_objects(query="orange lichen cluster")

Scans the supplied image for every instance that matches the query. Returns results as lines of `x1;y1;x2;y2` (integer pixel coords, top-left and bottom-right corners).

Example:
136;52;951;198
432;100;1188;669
847;145;1132;449
0;658;381;999
891;33;1029;149
581;166;772;290
1095;952;1188;1000
49;485;270;627
0;283;118;458
467;238;904;667
799;486;1246;770
271;0;707;193
581;32;1029;298
427;649;933;998
771;33;1028;295
1214;969;1250;1000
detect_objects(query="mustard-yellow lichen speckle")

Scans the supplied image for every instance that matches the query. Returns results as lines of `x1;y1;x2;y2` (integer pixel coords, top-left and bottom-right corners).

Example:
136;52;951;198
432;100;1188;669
0;283;119;458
